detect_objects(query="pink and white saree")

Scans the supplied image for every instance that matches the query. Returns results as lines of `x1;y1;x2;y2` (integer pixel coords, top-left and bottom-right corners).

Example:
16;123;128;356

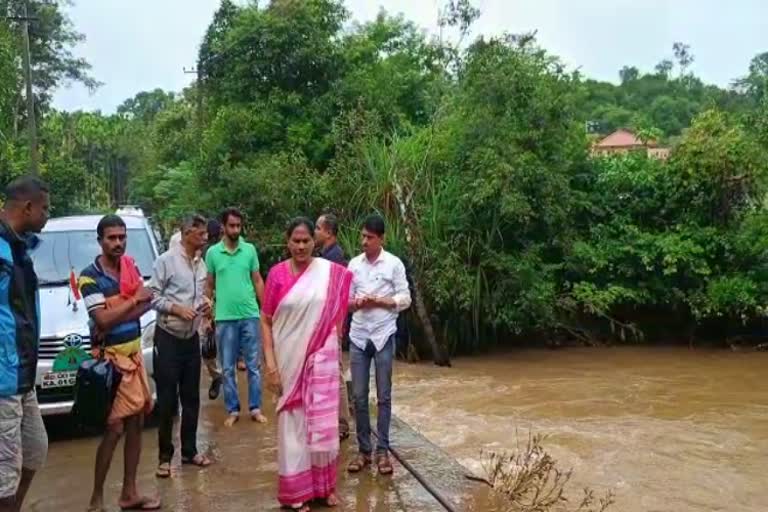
262;257;352;506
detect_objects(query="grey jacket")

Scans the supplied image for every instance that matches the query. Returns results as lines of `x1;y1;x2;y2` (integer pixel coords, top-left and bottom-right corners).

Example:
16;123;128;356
149;245;208;339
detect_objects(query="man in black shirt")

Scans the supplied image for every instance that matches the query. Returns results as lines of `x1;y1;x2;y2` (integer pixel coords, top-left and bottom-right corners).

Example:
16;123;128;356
315;213;346;266
315;213;351;440
201;219;223;399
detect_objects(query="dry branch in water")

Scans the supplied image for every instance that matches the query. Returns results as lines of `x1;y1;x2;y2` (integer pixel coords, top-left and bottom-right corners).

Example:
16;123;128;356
481;431;615;512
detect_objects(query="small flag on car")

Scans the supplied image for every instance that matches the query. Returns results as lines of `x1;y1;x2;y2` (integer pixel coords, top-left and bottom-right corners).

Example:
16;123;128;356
70;268;81;301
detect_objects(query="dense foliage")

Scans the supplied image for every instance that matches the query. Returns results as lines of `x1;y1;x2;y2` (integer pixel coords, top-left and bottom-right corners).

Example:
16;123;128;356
2;0;768;355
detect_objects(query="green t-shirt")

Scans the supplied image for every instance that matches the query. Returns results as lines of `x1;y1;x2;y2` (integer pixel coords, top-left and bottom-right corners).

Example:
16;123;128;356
205;238;260;321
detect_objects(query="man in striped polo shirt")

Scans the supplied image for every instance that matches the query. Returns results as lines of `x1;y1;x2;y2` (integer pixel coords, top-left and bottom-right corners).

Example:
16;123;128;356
80;215;160;512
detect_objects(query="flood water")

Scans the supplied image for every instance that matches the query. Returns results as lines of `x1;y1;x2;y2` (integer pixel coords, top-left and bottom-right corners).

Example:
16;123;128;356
393;346;768;512
29;346;767;511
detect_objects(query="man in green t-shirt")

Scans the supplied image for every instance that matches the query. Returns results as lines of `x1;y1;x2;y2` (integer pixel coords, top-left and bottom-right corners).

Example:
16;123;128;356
205;208;266;427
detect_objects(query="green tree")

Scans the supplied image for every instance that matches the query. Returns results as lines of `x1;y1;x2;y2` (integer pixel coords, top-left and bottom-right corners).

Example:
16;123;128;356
117;89;176;124
111;1;768;351
735;51;768;104
619;65;639;84
672;41;694;76
1;0;100;119
0;22;18;139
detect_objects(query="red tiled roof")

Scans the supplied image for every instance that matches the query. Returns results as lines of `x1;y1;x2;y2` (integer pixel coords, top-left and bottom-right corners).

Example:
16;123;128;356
595;129;644;148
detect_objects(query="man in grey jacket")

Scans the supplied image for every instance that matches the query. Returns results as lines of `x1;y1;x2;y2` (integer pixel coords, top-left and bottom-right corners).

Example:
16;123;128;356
149;214;212;478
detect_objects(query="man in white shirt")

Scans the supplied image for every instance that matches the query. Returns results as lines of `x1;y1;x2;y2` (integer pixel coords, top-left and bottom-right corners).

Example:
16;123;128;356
346;215;411;476
171;222;224;399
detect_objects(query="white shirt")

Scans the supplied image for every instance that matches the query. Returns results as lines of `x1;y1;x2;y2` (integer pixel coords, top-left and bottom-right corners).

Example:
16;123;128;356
348;249;412;352
149;245;208;339
169;231;182;251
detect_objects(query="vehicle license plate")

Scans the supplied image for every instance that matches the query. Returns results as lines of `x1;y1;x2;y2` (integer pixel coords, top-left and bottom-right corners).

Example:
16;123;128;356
42;371;77;389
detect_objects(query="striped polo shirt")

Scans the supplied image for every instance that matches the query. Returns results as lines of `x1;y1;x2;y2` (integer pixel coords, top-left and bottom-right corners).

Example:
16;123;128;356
79;257;142;348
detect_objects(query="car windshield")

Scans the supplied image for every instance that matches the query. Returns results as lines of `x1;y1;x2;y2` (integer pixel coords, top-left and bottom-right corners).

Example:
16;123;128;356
30;229;155;285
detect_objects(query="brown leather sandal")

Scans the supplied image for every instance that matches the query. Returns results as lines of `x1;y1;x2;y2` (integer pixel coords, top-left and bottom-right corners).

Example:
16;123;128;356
376;453;393;475
347;453;371;473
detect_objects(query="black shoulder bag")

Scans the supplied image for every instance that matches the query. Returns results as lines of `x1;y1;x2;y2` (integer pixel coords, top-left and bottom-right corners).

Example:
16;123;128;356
72;345;122;431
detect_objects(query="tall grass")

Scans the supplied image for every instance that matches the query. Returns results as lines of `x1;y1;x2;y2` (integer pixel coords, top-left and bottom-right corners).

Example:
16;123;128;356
328;129;519;355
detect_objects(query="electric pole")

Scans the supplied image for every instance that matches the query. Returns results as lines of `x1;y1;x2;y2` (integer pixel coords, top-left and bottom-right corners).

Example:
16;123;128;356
183;66;203;140
9;1;39;175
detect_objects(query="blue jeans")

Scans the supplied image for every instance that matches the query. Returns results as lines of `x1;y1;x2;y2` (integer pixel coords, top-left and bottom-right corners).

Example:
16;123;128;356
350;335;395;454
216;318;262;415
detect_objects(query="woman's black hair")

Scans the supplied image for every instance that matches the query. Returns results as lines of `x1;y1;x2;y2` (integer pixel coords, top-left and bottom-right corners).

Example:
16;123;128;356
286;217;315;238
207;218;222;241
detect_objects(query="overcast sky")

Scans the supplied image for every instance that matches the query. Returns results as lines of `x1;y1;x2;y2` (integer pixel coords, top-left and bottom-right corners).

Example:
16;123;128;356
52;0;768;113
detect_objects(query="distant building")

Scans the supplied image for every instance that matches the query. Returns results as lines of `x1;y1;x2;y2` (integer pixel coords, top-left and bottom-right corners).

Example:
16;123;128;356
591;128;670;160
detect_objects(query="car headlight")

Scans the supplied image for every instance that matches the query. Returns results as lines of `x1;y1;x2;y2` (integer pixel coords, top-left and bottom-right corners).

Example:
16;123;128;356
141;322;155;350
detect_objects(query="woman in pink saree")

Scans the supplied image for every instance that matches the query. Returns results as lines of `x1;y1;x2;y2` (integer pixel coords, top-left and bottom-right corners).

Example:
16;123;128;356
261;218;352;511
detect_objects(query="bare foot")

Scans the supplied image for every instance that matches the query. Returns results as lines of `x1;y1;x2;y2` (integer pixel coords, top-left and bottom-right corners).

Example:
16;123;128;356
224;414;239;427
117;494;161;510
87;494;105;512
326;493;339;507
250;409;268;423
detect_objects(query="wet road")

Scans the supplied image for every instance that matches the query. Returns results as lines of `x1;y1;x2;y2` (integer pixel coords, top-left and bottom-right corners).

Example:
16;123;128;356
28;374;495;512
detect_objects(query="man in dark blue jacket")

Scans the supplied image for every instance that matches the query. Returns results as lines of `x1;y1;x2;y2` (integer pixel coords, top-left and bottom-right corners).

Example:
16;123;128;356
315;213;352;441
0;176;50;512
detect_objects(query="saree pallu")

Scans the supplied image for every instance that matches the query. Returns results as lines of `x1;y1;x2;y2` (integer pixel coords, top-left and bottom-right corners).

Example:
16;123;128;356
263;258;351;506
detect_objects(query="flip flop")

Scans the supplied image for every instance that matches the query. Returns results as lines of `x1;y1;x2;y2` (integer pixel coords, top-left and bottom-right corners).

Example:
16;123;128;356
155;462;171;478
119;496;161;510
182;454;212;467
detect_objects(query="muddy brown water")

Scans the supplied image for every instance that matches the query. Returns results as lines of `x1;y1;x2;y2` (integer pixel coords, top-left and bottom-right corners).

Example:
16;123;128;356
394;347;768;512
29;347;767;511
